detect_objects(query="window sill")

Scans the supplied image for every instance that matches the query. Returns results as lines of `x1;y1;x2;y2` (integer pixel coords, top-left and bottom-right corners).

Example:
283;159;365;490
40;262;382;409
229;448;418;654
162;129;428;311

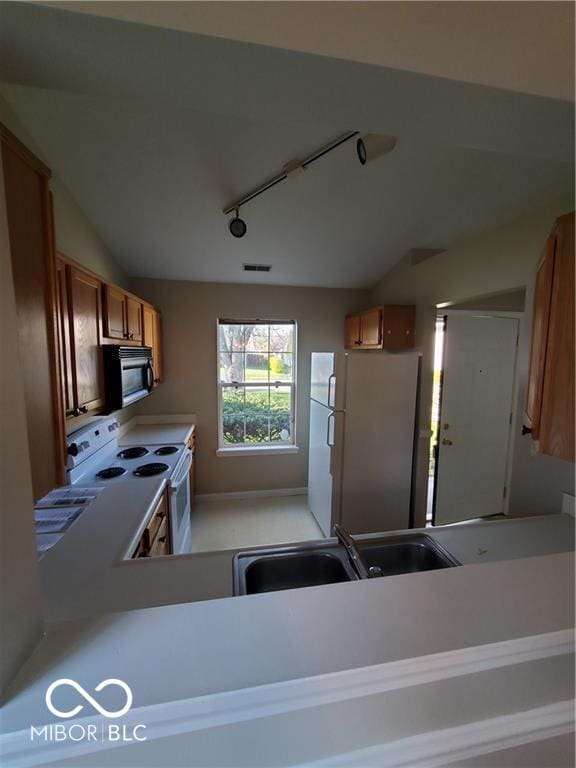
216;446;300;458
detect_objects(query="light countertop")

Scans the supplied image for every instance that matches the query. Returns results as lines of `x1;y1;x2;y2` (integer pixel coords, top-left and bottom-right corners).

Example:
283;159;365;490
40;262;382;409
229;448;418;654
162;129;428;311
3;551;573;736
39;460;575;625
118;414;195;446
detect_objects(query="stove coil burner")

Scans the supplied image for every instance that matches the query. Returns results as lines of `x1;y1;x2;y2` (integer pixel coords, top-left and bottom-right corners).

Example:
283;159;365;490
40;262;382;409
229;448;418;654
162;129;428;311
133;462;170;477
96;467;127;480
154;446;179;456
117;446;149;460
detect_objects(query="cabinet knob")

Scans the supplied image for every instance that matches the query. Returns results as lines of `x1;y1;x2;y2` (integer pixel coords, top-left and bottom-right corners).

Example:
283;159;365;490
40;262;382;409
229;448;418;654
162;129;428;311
521;425;532;436
79;405;88;414
442;438;453;446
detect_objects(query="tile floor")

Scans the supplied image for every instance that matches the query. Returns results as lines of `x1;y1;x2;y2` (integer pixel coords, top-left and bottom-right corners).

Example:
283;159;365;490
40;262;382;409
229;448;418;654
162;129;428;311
189;494;324;553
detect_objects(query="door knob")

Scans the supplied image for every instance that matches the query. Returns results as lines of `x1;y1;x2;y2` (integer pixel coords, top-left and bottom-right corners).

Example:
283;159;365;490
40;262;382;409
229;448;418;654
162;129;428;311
442;438;453;446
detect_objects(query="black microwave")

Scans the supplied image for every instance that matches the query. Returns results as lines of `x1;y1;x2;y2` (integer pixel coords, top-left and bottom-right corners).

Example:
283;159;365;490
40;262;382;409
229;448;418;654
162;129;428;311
103;346;154;410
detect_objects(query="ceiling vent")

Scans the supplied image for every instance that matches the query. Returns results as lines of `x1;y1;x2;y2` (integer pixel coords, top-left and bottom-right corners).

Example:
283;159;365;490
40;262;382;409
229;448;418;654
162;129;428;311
243;264;271;273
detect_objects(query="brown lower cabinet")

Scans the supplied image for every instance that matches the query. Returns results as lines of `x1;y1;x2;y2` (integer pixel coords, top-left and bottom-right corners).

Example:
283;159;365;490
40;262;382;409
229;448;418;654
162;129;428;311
345;305;415;350
132;490;171;558
525;211;575;462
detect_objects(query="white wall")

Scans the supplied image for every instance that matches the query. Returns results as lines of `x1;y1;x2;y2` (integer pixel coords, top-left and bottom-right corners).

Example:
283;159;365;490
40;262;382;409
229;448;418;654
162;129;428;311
131;278;367;494
0;153;43;696
370;198;575;526
0;95;126;286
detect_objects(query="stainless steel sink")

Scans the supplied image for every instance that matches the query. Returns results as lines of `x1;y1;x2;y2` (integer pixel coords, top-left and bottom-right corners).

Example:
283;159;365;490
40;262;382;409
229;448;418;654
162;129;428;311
233;534;459;596
234;543;357;595
358;534;460;576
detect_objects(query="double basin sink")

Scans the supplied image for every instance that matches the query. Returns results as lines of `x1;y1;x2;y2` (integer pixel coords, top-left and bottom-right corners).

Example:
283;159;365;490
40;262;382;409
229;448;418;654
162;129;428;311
234;533;460;596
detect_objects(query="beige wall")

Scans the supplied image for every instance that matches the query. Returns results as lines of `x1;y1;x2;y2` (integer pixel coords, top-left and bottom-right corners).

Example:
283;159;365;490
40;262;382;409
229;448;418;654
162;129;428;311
0;95;126;286
370;198;575;526
0;153;43;696
131;278;367;494
42;1;575;101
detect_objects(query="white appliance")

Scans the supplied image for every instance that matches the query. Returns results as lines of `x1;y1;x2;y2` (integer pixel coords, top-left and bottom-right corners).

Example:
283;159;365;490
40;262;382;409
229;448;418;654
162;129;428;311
66;417;193;554
308;351;420;537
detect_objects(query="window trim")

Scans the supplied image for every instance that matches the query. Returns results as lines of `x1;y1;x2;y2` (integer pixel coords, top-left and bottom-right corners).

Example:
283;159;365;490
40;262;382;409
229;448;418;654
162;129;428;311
216;319;298;452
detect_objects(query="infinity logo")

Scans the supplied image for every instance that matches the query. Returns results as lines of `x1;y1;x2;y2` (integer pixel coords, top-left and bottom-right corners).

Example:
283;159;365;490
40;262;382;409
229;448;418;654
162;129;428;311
45;679;133;719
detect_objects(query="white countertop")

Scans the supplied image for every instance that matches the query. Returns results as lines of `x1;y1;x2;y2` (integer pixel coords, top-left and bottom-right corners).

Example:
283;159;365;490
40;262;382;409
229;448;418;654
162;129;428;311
118;414;195;446
3;551;573;736
39;468;575;625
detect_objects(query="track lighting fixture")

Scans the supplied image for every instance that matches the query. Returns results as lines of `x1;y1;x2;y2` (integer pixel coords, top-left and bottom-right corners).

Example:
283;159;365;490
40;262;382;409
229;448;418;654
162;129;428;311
356;134;397;165
229;209;247;238
223;130;397;234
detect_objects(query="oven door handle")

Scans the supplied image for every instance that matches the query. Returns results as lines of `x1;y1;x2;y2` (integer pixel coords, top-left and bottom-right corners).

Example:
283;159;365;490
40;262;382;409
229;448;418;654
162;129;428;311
170;450;193;491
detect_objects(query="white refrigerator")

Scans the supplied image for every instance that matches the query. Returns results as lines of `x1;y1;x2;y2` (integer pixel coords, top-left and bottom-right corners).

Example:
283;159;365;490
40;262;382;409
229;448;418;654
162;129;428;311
308;351;420;537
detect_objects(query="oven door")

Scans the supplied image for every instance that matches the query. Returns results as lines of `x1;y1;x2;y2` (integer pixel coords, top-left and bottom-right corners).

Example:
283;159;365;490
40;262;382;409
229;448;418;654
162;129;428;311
169;450;193;554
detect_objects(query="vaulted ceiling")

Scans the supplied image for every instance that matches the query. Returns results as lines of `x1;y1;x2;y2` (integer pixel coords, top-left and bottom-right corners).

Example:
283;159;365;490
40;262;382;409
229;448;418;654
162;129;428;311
1;3;573;288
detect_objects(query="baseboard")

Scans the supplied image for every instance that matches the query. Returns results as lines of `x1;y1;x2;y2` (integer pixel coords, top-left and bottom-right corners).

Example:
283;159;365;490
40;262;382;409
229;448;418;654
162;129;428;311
4;629;573;768
195;487;308;502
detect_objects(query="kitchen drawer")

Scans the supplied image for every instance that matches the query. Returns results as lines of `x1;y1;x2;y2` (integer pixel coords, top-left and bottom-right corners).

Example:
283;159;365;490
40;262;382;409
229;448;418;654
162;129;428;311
146;503;165;544
150;518;169;557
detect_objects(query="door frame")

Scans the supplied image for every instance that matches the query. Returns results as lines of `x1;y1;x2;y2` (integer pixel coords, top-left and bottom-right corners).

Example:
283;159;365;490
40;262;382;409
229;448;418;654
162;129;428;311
431;310;522;523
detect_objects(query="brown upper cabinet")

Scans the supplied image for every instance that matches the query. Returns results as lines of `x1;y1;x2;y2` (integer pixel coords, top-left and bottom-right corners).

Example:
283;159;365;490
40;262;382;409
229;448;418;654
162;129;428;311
143;303;163;384
103;284;143;342
345;305;415;351
57;260;106;418
58;255;163;421
1;123;66;498
525;212;575;463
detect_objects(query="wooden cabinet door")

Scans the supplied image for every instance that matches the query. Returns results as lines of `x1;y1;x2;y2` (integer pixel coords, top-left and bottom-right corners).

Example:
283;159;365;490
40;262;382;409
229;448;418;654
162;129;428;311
55;258;76;418
359;308;382;348
126;296;143;342
382;305;416;350
103;284;126;339
2;130;65;498
143;304;163;383
525;235;555;437
538;213;575;461
152;310;163;382
345;315;361;349
69;267;105;413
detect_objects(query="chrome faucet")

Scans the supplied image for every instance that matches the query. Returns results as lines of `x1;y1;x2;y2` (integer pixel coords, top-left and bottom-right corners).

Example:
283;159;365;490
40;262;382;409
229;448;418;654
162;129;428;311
333;523;371;580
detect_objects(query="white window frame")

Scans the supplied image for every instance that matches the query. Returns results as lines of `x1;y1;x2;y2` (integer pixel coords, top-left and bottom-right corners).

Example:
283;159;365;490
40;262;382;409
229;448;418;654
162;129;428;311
216;319;298;456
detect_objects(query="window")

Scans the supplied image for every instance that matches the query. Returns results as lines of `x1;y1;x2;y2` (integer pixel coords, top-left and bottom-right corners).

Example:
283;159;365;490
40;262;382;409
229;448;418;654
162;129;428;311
218;320;296;449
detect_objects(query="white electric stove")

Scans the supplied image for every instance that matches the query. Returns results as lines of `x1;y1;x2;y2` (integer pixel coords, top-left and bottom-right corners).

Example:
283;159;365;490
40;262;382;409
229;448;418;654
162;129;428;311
66;417;193;554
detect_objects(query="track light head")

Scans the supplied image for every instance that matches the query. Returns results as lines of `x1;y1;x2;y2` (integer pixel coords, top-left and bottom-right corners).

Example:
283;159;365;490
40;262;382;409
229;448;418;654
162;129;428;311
229;209;247;238
356;134;397;165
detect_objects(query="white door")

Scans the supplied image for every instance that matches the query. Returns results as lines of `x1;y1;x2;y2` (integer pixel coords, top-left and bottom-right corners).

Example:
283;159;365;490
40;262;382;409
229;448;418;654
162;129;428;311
434;315;518;525
308;399;336;537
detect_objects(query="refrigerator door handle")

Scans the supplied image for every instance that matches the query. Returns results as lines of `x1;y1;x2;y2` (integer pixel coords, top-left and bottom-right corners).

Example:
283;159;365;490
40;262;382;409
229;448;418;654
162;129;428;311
327;373;336;408
326;412;335;447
